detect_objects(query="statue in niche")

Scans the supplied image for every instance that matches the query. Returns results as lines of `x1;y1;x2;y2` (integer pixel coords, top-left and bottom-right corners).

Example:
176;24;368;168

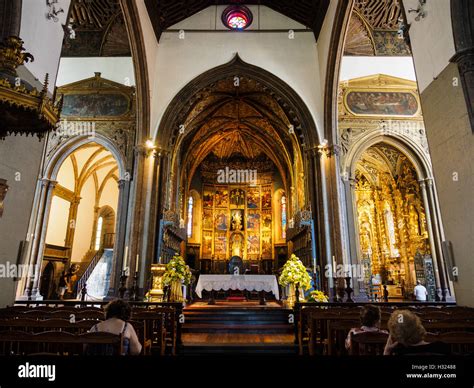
231;233;244;258
230;189;245;208
359;222;372;254
231;210;244;231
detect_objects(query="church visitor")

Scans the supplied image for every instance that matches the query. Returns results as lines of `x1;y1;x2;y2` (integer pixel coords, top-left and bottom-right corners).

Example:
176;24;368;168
383;310;449;355
414;281;428;301
345;305;387;351
89;299;142;355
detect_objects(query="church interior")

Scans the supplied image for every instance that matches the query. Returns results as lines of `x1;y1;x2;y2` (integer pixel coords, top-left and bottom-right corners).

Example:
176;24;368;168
0;0;473;369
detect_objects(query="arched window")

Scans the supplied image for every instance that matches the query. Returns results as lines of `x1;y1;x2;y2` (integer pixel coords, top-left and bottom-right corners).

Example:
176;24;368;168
94;216;103;250
187;197;193;238
281;195;287;239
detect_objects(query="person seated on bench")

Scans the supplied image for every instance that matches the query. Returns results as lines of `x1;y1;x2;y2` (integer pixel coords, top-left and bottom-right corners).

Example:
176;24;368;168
89;299;142;355
384;310;449;355
345;305;387;351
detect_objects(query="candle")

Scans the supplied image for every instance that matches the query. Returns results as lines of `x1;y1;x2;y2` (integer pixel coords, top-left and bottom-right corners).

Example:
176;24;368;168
135;254;139;272
123;246;129;271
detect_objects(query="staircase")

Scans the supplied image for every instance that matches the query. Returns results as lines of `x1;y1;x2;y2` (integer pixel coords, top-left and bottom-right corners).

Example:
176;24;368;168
180;305;297;354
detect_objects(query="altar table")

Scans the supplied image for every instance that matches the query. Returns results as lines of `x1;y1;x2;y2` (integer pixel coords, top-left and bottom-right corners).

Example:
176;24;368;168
195;274;280;305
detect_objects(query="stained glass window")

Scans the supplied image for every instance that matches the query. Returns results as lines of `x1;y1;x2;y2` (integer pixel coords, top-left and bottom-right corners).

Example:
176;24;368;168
187;197;193;238
222;6;253;30
281;195;287;239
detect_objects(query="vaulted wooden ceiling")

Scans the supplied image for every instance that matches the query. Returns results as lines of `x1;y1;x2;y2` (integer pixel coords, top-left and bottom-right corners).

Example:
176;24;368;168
344;0;411;56
62;0;131;57
144;0;330;41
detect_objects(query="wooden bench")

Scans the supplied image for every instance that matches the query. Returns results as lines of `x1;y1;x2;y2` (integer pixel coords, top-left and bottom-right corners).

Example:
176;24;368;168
349;331;389;355
0;330;122;356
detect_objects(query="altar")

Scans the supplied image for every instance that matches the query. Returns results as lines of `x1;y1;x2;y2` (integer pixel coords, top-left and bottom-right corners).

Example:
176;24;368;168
195;274;280;305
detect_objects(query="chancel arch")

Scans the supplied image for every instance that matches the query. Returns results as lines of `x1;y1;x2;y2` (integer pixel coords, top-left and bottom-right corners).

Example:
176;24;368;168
150;55;324;280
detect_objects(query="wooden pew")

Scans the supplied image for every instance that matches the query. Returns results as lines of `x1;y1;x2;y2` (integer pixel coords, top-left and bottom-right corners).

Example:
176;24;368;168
348;331;389;355
425;332;474;355
0;330;122;356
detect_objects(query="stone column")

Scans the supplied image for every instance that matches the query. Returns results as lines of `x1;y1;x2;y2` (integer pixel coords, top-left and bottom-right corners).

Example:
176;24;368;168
64;196;81;260
106;177;130;298
426;178;449;300
419;180;442;300
318;151;334;293
27;179;57;299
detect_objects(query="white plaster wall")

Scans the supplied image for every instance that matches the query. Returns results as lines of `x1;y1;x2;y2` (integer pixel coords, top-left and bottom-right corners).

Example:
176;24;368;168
316;0;339;111
402;0;456;92
20;0;70;92
150;6;323;140
136;0;159;132
99;179;119;210
56;58;136;87
71;177;95;262
45;196;69;246
340;57;417;81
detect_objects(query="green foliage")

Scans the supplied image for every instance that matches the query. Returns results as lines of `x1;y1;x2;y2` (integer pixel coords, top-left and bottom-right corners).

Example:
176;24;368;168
278;254;312;290
162;254;192;286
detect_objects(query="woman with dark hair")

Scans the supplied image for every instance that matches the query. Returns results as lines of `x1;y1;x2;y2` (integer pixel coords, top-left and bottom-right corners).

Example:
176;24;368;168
384;310;449;355
89;299;142;355
345;305;387;350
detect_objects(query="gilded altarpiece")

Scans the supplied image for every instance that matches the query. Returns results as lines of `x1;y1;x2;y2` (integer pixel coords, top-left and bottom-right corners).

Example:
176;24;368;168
338;75;433;292
197;157;276;263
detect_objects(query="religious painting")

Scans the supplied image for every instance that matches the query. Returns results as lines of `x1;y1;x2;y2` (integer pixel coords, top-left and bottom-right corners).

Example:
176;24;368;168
247;188;259;209
261;230;272;258
215;188;228;208
215;211;228;231
203;209;213;230
247;234;260;256
230;209;244;231
203;188;214;208
61;93;130;117
202;231;213;257
261;209;272;231
345;91;418;116
230;233;244;258
247;211;260;231
262;186;272;208
230;188;245;208
214;232;227;259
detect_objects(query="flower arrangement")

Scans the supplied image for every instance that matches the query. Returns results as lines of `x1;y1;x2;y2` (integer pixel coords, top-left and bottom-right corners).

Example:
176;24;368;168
278;254;312;290
162;254;192;286
307;290;329;303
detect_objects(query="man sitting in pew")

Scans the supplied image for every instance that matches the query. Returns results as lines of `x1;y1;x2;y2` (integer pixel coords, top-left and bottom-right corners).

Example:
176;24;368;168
88;299;142;355
345;305;387;351
383;310;449;355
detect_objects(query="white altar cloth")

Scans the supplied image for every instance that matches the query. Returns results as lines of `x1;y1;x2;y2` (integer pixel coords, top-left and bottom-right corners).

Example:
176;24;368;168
195;274;280;300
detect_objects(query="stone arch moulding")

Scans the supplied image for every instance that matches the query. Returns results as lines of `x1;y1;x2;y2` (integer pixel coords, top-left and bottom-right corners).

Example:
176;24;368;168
155;54;320;149
344;133;432;181
149;53;325;269
44;134;127;182
16;134;128;301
